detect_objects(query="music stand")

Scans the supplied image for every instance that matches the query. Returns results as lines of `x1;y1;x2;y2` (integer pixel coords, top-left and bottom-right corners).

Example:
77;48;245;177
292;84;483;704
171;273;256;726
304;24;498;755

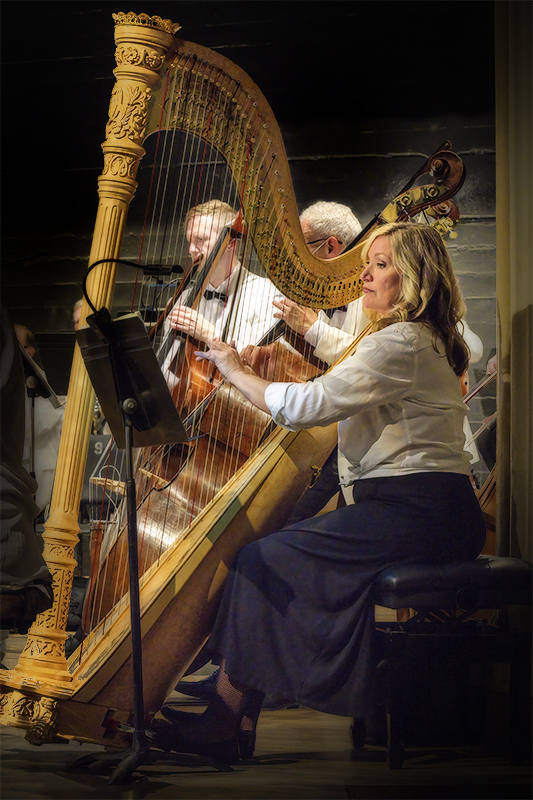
71;308;232;784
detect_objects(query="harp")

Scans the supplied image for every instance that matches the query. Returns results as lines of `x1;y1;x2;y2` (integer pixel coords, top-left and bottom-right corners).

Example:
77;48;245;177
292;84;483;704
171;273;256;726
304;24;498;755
0;13;465;748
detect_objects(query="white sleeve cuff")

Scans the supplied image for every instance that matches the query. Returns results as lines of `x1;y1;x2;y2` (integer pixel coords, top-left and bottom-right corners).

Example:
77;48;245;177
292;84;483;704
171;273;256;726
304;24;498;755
264;382;299;431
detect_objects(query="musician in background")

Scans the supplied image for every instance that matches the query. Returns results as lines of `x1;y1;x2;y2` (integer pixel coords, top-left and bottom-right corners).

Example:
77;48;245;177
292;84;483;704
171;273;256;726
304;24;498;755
274;200;364;524
72;299;83;332
160;199;284;392
14;324;65;514
272;200;365;357
154;222;486;762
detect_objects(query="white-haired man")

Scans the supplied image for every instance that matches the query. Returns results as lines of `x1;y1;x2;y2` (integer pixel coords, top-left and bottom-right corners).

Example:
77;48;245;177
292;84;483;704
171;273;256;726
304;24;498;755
160;199;283;390
272;200;369;365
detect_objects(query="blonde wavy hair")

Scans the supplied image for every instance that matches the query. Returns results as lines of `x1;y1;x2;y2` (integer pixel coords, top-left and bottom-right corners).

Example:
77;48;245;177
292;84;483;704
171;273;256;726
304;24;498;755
361;221;469;376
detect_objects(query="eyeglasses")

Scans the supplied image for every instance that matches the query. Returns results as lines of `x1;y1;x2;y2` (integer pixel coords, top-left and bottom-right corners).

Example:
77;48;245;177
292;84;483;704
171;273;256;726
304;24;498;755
305;237;343;246
305;236;342;256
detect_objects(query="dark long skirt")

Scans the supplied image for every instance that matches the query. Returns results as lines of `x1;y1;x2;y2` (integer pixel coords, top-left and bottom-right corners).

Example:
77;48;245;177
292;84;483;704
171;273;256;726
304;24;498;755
209;471;486;717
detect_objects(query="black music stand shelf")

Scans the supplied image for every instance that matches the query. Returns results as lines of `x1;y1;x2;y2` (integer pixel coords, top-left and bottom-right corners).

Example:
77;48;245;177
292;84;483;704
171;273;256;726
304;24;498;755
71;309;232;784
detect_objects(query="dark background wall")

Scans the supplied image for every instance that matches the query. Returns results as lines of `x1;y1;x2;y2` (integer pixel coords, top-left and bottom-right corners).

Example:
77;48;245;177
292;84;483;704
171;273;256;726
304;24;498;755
1;0;496;483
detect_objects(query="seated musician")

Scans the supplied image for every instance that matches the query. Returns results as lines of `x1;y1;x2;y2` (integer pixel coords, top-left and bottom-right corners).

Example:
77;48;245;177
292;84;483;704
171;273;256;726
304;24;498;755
274;200;365;356
240;201;363;381
272;201;483;523
160;199;284;391
154;221;486;762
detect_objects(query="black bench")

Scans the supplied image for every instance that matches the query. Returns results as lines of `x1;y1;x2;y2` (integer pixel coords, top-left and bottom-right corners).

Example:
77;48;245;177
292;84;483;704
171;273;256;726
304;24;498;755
351;555;532;768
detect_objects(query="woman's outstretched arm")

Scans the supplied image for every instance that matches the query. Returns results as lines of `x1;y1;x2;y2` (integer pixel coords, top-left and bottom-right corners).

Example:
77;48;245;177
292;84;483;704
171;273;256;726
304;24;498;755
195;340;272;413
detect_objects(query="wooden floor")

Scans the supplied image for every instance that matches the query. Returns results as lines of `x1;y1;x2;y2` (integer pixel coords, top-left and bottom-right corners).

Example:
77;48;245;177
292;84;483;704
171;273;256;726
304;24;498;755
1;637;531;800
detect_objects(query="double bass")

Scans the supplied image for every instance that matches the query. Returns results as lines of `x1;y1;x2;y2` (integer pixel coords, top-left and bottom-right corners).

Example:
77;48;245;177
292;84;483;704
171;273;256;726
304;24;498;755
0;12;466;748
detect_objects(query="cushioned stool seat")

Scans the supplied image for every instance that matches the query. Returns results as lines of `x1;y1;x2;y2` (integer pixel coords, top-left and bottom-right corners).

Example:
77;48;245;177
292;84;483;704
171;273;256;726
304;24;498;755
351;555;532;769
375;556;532;613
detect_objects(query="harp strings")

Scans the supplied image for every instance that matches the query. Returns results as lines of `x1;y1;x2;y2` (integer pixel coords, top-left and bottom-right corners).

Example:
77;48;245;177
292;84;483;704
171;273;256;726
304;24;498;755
80;55;307;660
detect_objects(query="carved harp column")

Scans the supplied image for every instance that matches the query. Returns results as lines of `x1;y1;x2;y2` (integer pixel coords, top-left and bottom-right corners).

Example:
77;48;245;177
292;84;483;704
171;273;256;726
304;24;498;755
9;13;180;694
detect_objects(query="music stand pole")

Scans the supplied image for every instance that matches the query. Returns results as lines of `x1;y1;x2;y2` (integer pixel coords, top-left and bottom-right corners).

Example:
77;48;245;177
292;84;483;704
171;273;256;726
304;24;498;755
118;408;150;769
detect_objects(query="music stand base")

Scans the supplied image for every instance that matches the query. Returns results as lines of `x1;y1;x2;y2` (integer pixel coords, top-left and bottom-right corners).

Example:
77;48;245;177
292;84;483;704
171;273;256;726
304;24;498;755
70;744;233;784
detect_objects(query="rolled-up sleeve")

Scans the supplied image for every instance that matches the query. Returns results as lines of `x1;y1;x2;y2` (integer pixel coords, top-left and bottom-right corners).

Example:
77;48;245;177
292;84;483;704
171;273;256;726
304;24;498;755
264;329;415;431
264;382;299;430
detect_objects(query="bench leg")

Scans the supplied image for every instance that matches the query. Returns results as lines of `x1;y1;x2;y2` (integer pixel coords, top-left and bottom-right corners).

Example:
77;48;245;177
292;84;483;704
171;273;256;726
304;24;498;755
509;632;532;765
386;707;405;769
350;717;366;749
385;632;406;769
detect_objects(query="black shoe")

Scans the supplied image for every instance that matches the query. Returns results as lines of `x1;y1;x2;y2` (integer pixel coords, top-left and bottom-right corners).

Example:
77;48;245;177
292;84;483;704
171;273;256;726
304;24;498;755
150;718;240;764
174;668;219;700
161;706;257;759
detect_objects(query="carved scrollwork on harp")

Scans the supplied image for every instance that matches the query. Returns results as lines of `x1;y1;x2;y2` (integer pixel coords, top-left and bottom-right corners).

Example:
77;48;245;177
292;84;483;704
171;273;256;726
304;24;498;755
105;84;153;144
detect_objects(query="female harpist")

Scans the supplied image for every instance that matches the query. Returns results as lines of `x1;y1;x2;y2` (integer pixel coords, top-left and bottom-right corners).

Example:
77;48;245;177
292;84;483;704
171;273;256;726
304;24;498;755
154;221;486;762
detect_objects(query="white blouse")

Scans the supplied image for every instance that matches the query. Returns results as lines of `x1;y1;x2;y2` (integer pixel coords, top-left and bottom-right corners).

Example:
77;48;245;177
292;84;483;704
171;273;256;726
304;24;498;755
264;322;472;485
303;295;483;465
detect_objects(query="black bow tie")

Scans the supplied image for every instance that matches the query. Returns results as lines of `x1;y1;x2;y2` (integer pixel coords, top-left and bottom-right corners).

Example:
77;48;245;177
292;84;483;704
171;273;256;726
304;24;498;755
323;305;347;319
203;288;228;302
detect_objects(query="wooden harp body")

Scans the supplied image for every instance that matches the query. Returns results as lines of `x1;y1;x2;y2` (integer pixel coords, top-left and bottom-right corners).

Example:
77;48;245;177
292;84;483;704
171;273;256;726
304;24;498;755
0;12;465;749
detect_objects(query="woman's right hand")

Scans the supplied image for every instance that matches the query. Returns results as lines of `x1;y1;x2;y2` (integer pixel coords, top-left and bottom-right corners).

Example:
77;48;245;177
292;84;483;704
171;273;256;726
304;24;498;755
194;339;246;383
195;340;272;414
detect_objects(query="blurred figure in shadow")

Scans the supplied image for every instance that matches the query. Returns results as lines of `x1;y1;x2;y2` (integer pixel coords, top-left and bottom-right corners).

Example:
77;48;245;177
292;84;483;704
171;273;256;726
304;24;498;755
1;306;53;665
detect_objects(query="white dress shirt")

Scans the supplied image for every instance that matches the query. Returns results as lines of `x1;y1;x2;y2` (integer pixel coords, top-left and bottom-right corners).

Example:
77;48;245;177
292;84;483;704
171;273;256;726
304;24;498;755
22;388;65;512
161;262;284;390
265;322;472;486
304;297;371;365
